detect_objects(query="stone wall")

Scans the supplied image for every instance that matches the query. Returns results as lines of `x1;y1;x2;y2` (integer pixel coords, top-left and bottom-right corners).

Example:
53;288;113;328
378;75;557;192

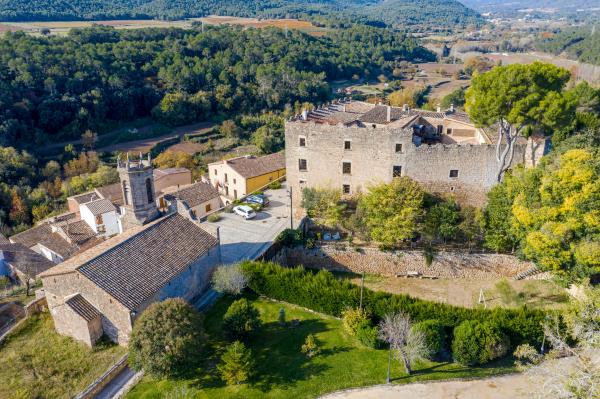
282;243;534;280
284;120;529;209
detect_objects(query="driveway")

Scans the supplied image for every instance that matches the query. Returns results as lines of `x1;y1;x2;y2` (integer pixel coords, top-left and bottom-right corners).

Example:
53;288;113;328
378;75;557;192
207;184;293;264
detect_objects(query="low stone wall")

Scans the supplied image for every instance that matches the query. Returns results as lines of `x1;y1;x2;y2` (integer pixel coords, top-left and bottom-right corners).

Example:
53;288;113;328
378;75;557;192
283;244;534;280
74;354;129;399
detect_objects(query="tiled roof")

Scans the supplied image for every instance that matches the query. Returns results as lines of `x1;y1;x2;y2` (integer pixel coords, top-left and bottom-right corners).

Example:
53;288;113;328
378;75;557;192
154;168;190;179
164;181;220;208
71;192;98;205
360;105;447;125
65;294;101;321
62;220;98;245
0;234;9;245
95;183;123;206
10;224;78;259
83;199;117;216
0;243;56;277
64;213;217;310
223;152;285;179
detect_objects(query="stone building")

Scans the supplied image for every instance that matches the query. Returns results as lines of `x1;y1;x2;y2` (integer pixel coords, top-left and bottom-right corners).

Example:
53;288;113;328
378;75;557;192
39;210;221;347
285;100;546;209
162;181;222;220
118;154;160;230
208;152;285;203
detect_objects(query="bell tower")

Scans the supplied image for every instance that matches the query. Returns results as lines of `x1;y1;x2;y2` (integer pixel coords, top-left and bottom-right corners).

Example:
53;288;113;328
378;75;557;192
118;153;159;230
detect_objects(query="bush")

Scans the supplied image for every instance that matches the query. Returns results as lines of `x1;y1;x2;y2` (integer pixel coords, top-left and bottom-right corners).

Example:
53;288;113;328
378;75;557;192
413;319;447;359
212;264;248;296
207;213;221;222
222;298;261;339
239;261;544;348
276;228;303;247
452;320;509;366
355;321;380;348
268;180;282;190
129;299;204;377
218;341;253;385
342;308;370;336
301;334;321;358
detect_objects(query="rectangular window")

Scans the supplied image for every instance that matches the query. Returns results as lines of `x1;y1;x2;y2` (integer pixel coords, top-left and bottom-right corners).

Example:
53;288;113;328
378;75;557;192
233;178;236;184
449;169;459;178
214;169;217;175
234;189;238;199
342;162;351;174
205;204;211;212
342;184;351;194
447;128;453;135
299;159;307;171
437;125;444;135
225;173;228;183
344;140;351;150
299;179;307;186
393;165;402;177
395;143;403;153
299;137;306;147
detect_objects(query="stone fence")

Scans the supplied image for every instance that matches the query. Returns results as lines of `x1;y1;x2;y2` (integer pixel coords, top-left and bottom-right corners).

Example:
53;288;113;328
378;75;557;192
280;243;536;280
74;354;129;399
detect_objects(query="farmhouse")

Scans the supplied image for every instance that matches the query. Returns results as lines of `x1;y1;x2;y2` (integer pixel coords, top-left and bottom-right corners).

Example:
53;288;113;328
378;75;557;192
162;181;222;220
208;152;285;202
39;210;221;347
285;100;547;209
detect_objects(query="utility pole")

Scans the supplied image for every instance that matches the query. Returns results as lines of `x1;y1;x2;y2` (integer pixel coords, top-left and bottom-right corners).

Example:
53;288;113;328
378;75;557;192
386;345;392;384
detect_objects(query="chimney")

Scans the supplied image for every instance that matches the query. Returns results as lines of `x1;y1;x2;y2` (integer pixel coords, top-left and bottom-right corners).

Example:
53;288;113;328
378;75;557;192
342;104;346;112
301;110;308;120
403;104;409;112
386;105;391;123
437;105;441;113
450;103;455;112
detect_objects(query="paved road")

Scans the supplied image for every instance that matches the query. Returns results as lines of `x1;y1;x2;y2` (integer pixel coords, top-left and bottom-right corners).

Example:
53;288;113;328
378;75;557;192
93;185;291;399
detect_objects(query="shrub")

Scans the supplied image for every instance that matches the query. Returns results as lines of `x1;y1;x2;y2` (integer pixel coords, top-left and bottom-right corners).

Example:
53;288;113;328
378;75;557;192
413;319;448;359
268;180;282;190
218;341;253;385
276;228;303;247
301;334;321;358
207;213;221;222
212;264;248;296
355;321;380;348
239;261;544;348
129;299;204;377
222;298;261;339
452;320;509;366
513;343;542;371
342;308;370;336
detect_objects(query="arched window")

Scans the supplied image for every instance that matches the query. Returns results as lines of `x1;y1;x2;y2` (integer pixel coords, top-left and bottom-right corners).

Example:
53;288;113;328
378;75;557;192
146;178;154;204
122;181;130;206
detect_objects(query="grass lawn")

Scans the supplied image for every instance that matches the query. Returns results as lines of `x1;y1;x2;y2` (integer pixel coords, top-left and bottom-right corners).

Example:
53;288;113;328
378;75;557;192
0;313;127;399
127;296;517;399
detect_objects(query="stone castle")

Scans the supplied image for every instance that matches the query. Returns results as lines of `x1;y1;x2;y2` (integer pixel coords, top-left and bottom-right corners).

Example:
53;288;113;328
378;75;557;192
285;100;547;209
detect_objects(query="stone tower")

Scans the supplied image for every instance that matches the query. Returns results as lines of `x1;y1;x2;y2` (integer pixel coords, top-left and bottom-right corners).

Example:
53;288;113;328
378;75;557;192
118;153;159;230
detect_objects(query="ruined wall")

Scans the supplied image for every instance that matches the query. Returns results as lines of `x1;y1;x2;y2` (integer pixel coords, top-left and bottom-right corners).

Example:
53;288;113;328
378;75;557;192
282;244;534;280
285;121;528;209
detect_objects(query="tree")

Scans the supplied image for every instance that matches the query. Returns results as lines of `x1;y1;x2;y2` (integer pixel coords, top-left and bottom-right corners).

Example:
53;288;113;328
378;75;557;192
81;129;97;150
63;152;100;177
378;312;428;376
219;120;243;139
9;189;29;226
212;264;248;296
222;298;261;339
459;206;484;249
388;86;426;108
465;62;575;181
301;187;346;228
129;299;204;378
218;341;253;385
342;307;370;336
252;125;283;154
153;150;197;170
440;87;466;109
423;200;460;243
359;178;424;246
413;319;447;360
301;334;321;358
42;160;61;180
452;320;509;366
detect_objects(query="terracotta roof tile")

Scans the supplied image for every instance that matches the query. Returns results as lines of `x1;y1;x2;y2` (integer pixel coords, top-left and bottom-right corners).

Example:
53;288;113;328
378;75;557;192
164;181;220;208
0;243;56;277
83;199;117;216
95;183;123;206
222;152;285;179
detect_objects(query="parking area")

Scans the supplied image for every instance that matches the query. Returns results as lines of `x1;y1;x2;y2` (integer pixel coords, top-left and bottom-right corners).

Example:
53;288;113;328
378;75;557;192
205;184;293;264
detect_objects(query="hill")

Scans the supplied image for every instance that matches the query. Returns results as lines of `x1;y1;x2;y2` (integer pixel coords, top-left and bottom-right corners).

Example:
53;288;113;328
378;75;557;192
535;26;600;65
0;0;483;29
461;0;600;20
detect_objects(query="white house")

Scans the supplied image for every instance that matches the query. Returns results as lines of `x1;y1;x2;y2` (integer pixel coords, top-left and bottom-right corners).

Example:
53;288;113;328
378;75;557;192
80;199;122;237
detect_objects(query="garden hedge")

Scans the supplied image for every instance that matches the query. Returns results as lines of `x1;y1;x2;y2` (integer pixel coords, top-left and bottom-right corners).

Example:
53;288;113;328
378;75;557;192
240;261;546;347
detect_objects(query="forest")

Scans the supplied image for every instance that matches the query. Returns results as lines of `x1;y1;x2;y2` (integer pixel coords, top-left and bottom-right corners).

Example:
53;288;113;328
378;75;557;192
535;26;600;65
0;0;484;29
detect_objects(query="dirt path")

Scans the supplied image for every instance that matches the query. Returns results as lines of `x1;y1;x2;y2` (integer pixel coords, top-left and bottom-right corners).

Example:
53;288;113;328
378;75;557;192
320;373;534;399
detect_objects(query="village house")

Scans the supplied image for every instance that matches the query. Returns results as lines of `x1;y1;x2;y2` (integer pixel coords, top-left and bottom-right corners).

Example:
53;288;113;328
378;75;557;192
162;181;222;219
39;210;221;347
285;100;547;210
208;152;285;203
0;242;55;285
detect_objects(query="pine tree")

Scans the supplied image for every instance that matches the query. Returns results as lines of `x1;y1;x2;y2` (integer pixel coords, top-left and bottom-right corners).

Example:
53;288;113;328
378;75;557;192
217;341;253;385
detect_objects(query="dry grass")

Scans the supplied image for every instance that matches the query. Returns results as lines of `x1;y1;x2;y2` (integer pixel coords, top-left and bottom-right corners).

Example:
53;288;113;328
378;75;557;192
0;313;126;399
342;274;568;309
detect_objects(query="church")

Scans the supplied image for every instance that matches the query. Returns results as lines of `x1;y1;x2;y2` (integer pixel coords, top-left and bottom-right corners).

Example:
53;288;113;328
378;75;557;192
39;155;222;347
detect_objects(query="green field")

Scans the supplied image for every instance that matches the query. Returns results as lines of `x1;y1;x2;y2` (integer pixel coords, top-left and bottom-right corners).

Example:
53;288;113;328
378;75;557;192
0;313;126;399
127;296;517;399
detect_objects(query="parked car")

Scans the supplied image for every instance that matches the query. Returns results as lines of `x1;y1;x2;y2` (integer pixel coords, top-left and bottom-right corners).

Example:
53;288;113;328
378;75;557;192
245;194;269;207
233;205;256;220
